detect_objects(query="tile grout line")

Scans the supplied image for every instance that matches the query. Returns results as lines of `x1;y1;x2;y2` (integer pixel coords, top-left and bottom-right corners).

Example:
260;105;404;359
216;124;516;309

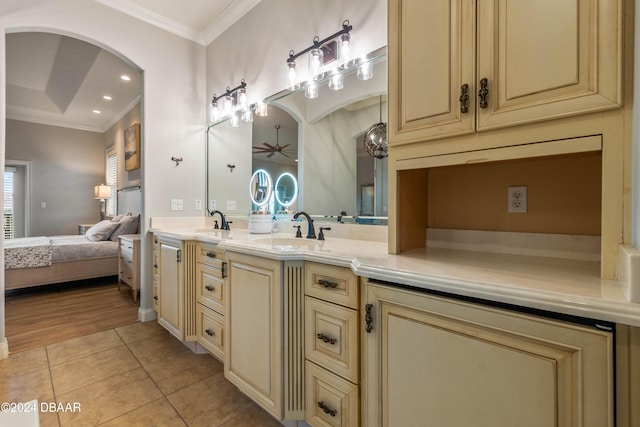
44;345;62;427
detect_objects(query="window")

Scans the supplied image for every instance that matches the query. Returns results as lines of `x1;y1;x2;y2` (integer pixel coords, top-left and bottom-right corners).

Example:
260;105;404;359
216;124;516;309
106;148;117;217
4;167;15;239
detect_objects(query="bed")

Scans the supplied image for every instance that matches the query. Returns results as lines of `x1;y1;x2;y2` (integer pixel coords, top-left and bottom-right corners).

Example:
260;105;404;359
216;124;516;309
4;187;141;291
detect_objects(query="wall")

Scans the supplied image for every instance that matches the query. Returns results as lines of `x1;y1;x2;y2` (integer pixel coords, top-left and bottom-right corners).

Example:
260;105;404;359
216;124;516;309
104;102;142;191
5;119;105;235
0;0;207;354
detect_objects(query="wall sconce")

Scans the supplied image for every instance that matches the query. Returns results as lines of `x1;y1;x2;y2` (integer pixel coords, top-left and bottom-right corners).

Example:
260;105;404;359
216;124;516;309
94;184;112;220
211;79;250;123
286;20;353;90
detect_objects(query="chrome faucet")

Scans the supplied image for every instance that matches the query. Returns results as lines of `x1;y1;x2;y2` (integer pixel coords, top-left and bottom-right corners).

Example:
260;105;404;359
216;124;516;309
210;210;230;231
293;211;316;239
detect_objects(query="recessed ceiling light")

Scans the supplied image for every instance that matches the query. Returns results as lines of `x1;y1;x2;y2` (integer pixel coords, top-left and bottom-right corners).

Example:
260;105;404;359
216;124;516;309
103;95;112;101
120;75;131;81
93;110;101;114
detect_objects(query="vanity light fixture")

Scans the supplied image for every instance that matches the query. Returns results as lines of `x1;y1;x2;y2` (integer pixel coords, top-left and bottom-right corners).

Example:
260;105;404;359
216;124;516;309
356;57;373;80
286;20;353;90
210;79;248;122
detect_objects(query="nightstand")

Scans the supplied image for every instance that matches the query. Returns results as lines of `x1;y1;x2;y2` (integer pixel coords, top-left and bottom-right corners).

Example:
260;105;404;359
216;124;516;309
78;223;95;235
118;234;141;302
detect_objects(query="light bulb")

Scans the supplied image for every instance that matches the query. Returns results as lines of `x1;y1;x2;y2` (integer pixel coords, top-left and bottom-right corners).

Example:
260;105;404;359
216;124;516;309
210;100;220;122
309;48;324;81
222;94;234;116
340;33;351;66
238;87;248;107
287;61;297;90
255;101;268;117
357;59;373;80
305;81;319;99
230;113;240;127
328;70;343;91
241;107;253;123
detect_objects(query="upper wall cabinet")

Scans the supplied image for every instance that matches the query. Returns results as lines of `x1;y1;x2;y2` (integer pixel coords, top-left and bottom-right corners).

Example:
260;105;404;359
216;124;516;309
388;0;623;146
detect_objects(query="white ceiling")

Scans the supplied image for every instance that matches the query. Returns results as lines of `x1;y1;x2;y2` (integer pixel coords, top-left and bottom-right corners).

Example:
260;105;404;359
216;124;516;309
4;0;262;132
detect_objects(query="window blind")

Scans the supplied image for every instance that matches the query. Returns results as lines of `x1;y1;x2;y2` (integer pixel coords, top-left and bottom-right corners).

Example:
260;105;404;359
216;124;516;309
4;167;15;239
106;149;117;216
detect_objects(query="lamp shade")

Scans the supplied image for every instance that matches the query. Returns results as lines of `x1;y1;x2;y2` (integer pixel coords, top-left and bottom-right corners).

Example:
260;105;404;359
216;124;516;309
94;184;112;200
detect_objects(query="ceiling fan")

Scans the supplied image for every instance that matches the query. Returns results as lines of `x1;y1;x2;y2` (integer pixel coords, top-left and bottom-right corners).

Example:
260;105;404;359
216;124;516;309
253;124;291;158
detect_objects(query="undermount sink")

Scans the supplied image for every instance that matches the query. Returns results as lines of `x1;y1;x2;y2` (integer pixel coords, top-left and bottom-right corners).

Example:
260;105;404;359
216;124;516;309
252;237;322;250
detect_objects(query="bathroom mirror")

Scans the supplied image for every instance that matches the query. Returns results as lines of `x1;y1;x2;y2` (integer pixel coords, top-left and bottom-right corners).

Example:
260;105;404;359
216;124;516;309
206;47;387;224
249;169;273;209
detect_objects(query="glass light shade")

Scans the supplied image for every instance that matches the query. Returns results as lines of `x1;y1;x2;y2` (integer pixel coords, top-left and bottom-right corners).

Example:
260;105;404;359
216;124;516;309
287;61;297;90
328;70;344;91
254;101;268;117
94;184;112;199
241;107;253;123
340;33;351;65
305;81;319;99
309;48;324;81
222;95;234;116
238;87;248;107
357;59;373;80
230;113;240;127
210;100;220;122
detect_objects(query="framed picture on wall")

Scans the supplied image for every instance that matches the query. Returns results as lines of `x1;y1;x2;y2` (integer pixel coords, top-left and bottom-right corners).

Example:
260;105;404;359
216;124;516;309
124;123;140;171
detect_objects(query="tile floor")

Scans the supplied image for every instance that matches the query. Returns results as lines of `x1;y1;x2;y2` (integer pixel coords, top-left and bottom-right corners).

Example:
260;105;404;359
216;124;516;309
0;321;282;426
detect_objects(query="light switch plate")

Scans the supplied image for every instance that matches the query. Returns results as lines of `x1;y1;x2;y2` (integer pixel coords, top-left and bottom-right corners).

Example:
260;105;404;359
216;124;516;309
195;200;202;211
170;199;183;211
227;200;237;210
210;200;216;211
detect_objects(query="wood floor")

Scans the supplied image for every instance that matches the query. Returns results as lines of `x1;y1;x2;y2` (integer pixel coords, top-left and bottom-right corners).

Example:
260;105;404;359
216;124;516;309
4;277;139;354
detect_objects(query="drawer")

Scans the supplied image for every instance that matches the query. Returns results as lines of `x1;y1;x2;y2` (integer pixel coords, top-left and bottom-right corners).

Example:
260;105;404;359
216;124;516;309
120;259;134;285
305;262;358;309
305;296;359;383
196;304;224;360
119;240;134;255
197;243;226;273
305;361;358;427
197;263;224;313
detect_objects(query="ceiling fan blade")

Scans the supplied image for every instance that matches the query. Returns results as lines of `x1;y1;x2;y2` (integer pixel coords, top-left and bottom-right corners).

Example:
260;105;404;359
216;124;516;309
263;143;276;149
279;144;290;150
267;152;275;158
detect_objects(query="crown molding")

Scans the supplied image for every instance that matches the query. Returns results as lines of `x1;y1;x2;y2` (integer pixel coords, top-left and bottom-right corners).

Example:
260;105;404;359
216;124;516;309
201;0;262;45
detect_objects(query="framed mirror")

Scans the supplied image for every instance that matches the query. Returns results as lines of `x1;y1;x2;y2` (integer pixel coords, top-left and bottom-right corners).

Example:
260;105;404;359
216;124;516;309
206;47;387;224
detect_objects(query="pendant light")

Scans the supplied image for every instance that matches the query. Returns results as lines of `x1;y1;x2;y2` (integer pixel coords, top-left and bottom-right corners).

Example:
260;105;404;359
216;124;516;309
364;96;388;159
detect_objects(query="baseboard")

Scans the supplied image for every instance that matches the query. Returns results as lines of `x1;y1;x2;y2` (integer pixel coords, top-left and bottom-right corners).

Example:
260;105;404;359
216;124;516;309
138;307;157;322
0;337;9;360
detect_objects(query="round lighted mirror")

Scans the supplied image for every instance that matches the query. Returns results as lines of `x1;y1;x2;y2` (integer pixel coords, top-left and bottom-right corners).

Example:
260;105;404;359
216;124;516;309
274;172;298;210
249;169;273;207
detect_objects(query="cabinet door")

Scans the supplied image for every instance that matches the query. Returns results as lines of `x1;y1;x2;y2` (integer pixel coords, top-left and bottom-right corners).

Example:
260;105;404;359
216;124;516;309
476;0;622;130
388;0;475;145
224;253;282;419
363;282;613;427
158;240;183;340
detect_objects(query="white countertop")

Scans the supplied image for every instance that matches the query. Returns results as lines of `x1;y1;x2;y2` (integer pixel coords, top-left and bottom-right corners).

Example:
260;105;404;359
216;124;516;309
150;226;640;327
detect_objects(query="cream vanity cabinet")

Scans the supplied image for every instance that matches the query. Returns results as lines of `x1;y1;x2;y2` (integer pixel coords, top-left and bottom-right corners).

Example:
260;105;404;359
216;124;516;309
388;0;622;145
362;280;614;427
195;242;226;360
304;262;360;427
155;234;187;340
224;252;305;420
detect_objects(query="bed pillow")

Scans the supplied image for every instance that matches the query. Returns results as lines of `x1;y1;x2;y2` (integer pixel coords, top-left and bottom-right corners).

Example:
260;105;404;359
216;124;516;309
110;215;140;241
85;220;119;241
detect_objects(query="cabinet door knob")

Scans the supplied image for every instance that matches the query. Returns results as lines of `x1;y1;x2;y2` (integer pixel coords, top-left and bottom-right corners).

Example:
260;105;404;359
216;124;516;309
478;78;489;108
316;333;337;345
205;328;215;336
317;401;337;417
460;83;469;113
153;296;158;301
318;279;338;289
205;285;215;292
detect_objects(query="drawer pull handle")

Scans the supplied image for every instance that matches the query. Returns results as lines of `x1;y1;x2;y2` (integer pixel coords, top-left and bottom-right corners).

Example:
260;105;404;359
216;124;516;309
318;279;338;289
205;285;215;292
153;296;158;301
459;83;469;113
317;333;337;345
205;328;215;337
206;252;216;258
317;401;336;417
153;264;158;269
365;303;373;333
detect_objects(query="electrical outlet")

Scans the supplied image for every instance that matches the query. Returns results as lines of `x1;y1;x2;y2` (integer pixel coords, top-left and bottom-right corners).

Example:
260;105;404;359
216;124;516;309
508;186;527;213
195;199;202;211
170;199;183;211
210;200;217;211
227;200;237;211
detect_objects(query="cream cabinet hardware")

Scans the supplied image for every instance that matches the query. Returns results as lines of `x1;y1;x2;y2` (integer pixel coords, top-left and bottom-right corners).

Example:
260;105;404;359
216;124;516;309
205;328;215;336
317;333;337;345
478;78;488;108
317;401;337;417
318;279;338;289
459;83;469;113
365;303;373;332
206;251;216;258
